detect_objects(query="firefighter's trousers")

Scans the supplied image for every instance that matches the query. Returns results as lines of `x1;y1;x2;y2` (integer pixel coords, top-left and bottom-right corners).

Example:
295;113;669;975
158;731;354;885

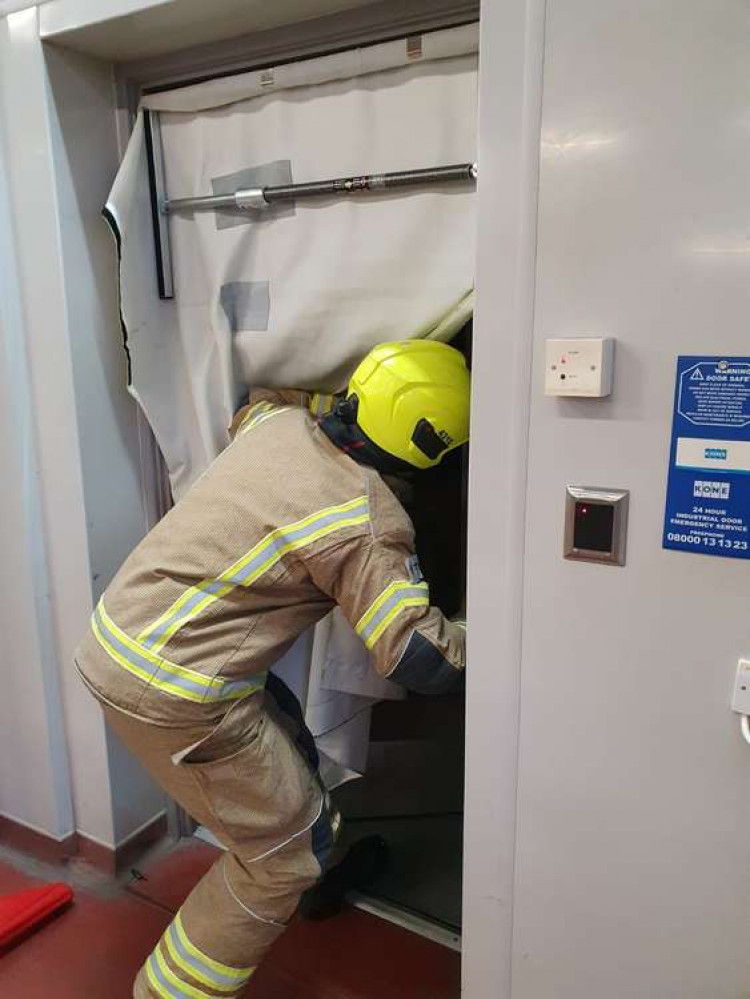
104;675;335;999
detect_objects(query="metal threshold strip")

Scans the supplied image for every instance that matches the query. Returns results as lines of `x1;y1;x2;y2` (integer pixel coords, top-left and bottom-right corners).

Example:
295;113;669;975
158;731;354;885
348;890;462;952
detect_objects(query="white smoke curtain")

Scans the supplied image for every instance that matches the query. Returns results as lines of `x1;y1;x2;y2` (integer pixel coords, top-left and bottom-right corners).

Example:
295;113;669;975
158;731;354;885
105;24;478;784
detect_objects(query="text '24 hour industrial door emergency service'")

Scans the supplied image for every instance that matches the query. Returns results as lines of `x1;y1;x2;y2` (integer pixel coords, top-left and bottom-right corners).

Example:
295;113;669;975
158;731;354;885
663;356;750;560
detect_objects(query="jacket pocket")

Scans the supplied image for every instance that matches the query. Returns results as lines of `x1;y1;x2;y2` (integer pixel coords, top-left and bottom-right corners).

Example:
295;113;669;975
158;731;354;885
174;694;264;768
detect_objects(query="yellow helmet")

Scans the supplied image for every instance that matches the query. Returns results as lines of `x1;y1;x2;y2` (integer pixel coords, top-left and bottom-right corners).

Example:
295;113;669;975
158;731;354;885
343;340;471;470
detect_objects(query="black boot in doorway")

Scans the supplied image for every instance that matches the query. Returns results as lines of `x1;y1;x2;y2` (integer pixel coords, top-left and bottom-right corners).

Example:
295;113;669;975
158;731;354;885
299;835;390;920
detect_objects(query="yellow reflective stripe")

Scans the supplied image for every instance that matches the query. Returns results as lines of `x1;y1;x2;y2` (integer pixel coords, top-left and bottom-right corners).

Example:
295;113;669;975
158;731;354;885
145;958;173;999
356;581;430;650
237;401;272;433
166;913;252;991
92;616;255;705
138;495;368;651
138;496;370;654
177;909;253;978
355;580;419;633
93;601;264;704
244;406;291;434
163;933;236;993
237;404;291;438
92;611;205;704
309;393;335;418
98;601;217;691
92;614;155;686
147;945;216;999
366;596;430;649
137;580;235;653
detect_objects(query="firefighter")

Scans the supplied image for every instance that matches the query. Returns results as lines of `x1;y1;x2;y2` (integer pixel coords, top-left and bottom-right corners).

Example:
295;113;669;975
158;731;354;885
75;340;470;998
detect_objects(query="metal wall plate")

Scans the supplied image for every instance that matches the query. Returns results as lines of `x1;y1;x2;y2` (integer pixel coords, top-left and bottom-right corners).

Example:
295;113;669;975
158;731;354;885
564;486;630;566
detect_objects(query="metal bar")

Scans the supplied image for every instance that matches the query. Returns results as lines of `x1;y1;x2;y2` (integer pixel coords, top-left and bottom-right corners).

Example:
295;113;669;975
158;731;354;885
264;162;477;201
143;110;174;300
348;892;462;952
164;162;477;214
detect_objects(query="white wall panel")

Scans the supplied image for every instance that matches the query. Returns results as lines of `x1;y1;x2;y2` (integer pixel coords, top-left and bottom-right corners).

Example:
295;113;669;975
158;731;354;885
0;224;69;837
512;1;750;995
0;8;115;844
0;8;164;847
44;42;166;845
0;9;81;841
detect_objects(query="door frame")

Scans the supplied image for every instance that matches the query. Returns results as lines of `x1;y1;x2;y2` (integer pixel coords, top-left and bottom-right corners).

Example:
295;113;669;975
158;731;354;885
112;3;548;994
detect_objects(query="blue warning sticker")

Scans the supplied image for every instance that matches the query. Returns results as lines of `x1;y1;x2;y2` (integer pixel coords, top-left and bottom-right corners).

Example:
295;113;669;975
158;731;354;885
663;357;750;559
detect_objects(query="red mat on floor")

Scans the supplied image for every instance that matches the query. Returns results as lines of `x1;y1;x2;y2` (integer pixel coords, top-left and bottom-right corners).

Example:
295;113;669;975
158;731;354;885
0;882;73;947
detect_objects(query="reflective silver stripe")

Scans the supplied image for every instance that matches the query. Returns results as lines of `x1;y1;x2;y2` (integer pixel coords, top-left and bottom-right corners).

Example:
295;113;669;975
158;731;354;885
92;601;264;704
236;401;271;434
147;947;216;999
356;581;430;649
237;404;291;437
163;913;252;992
138;496;369;654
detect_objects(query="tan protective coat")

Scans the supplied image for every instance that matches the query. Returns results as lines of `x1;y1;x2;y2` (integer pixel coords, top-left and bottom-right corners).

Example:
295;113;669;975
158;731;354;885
75;390;465;997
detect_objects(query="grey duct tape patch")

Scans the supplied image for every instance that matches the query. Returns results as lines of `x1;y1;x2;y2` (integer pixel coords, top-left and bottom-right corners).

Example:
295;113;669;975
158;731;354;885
212;160;294;230
220;281;270;333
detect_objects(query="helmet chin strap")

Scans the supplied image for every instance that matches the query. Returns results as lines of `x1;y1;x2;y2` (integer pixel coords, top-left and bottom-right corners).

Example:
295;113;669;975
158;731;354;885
319;411;415;477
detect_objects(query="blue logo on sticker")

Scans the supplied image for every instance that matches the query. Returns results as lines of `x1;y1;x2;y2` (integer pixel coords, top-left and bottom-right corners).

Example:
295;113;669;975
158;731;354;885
704;447;728;460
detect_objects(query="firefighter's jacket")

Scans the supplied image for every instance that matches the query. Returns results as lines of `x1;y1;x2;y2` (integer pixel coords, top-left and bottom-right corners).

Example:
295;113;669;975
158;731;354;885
75;390;466;726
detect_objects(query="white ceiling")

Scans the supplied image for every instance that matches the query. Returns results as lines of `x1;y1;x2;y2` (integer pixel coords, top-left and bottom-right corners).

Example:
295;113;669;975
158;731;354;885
40;0;380;62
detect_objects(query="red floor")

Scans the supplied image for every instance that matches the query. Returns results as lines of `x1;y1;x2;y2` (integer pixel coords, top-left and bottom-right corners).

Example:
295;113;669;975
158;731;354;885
0;841;460;998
